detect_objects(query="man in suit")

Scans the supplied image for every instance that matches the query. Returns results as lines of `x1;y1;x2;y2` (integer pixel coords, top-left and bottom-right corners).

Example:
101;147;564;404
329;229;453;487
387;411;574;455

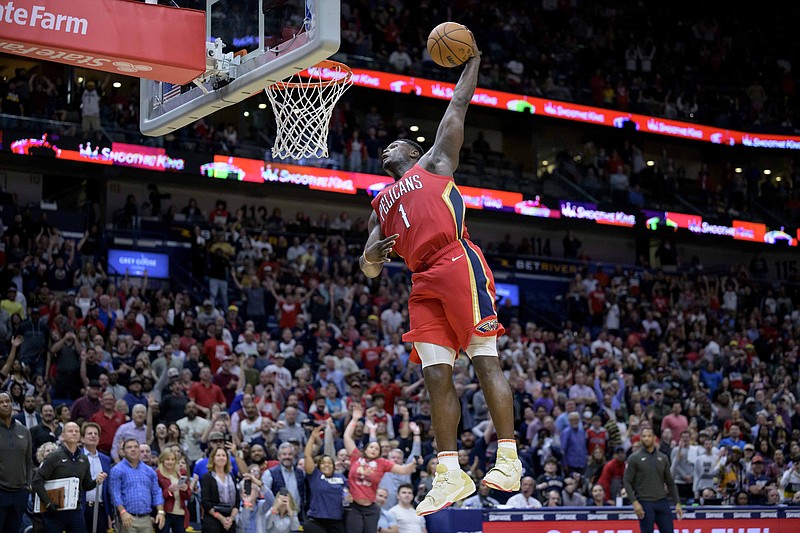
81;422;113;533
13;394;41;430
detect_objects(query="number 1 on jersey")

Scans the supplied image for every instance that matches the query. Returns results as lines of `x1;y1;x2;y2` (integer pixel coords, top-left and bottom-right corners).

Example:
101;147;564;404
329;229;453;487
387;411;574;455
398;203;411;228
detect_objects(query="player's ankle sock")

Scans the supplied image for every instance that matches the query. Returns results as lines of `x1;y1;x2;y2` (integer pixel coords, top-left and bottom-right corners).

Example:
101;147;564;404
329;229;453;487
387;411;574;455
498;439;517;455
438;451;460;471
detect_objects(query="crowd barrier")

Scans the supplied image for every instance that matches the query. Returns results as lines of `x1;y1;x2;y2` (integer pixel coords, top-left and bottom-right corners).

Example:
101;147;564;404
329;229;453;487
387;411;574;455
424;506;800;533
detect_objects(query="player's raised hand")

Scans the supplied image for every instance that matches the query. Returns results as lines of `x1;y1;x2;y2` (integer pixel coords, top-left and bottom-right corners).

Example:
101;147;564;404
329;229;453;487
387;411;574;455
468;30;480;58
364;234;399;264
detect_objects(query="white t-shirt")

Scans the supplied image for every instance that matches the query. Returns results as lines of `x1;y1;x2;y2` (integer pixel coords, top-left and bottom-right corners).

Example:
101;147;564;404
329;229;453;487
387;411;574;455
389;504;426;533
239;416;263;443
505;493;542;508
265;364;293;392
177;416;210;462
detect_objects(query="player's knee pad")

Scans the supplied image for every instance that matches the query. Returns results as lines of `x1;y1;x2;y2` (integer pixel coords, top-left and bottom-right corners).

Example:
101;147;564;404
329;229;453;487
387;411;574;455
466;335;498;359
414;342;457;369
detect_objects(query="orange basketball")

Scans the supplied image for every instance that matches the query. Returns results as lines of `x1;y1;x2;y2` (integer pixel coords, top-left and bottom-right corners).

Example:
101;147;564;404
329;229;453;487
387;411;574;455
427;22;474;68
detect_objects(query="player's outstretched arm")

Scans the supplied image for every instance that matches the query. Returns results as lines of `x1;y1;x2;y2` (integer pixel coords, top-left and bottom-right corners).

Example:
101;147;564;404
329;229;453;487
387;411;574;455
420;34;481;176
360;211;398;279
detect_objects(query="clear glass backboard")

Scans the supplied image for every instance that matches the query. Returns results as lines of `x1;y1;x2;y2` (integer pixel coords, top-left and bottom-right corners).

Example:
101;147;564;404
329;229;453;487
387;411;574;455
140;0;340;136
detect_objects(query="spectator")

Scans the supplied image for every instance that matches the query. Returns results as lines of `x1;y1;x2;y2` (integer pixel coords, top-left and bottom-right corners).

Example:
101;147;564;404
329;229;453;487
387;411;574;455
302;424;347;533
109;438;164;533
506;476;541;508
544;489;562;507
587;484;612;506
156;449;192;533
31;403;58;454
375;487;399;533
344;404;415;533
388;483;426;532
70;379;102;426
598;446;628;502
264;488;300;533
562;477;587;506
462;482;500;508
81;422;113;533
111;404;148;462
262;441;307;519
561;412;588;475
80;80;103;133
14;393;41;430
189;367;226;417
200;446;240;533
670;431;695;502
388;44;413;73
89;391;126;456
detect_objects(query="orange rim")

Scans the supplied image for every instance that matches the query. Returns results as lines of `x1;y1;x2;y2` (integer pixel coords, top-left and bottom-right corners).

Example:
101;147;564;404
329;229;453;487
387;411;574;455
269;59;353;90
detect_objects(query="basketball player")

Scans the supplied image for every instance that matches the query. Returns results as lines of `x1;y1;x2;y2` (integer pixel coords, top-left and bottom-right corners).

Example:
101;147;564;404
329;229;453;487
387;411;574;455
360;34;521;516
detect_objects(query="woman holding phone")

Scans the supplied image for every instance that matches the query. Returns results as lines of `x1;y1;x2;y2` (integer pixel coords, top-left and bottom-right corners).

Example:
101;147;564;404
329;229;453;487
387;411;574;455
263;489;300;533
156;449;192;533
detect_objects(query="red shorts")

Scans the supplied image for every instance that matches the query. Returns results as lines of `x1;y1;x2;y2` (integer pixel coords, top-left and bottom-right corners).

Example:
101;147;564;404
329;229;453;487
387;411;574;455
403;239;505;364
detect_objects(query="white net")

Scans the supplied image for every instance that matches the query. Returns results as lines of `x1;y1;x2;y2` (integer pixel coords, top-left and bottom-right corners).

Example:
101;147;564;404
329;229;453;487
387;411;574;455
265;60;353;160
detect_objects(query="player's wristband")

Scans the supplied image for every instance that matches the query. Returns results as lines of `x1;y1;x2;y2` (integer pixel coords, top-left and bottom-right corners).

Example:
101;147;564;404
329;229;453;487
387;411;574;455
362;252;377;266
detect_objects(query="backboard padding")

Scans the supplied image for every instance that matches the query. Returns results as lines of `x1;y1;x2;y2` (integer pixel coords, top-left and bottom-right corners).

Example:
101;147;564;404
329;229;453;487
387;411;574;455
140;0;339;136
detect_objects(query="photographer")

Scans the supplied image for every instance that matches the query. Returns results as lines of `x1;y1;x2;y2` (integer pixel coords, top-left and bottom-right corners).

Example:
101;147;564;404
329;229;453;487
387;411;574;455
263;488;300;533
238;464;264;533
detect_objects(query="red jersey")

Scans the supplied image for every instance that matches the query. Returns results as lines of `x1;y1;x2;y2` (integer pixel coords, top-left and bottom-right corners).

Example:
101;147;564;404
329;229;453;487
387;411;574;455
371;165;469;272
348;449;394;503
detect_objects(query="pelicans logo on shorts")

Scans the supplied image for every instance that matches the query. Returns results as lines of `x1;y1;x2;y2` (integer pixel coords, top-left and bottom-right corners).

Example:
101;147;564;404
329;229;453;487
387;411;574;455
475;318;499;334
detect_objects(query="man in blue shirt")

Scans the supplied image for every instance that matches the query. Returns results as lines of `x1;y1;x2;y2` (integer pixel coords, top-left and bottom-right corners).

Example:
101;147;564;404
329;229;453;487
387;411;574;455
718;424;747;451
191;431;243;478
375;487;399;532
109;438;165;532
561;412;588;475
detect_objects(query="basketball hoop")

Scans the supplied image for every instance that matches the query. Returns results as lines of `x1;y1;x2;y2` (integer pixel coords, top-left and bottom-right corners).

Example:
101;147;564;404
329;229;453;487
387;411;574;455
265;59;353;160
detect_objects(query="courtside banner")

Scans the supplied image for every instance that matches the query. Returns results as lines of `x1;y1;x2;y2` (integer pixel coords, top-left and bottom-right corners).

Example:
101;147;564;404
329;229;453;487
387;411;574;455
0;0;205;84
304;65;800;150
482;509;800;533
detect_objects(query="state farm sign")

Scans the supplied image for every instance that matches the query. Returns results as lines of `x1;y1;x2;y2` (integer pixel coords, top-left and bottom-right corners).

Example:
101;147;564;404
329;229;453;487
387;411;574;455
0;0;205;84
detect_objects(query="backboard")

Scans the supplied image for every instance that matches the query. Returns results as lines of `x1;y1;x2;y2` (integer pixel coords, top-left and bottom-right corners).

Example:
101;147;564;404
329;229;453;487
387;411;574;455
140;0;340;136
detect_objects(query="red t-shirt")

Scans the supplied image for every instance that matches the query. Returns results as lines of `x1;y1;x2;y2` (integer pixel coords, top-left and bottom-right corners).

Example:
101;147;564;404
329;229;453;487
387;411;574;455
189;381;226;411
89;409;127;454
279;301;299;329
366;383;402;415
360;347;382;379
203;339;231;374
348;449;394;503
589;289;606;315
